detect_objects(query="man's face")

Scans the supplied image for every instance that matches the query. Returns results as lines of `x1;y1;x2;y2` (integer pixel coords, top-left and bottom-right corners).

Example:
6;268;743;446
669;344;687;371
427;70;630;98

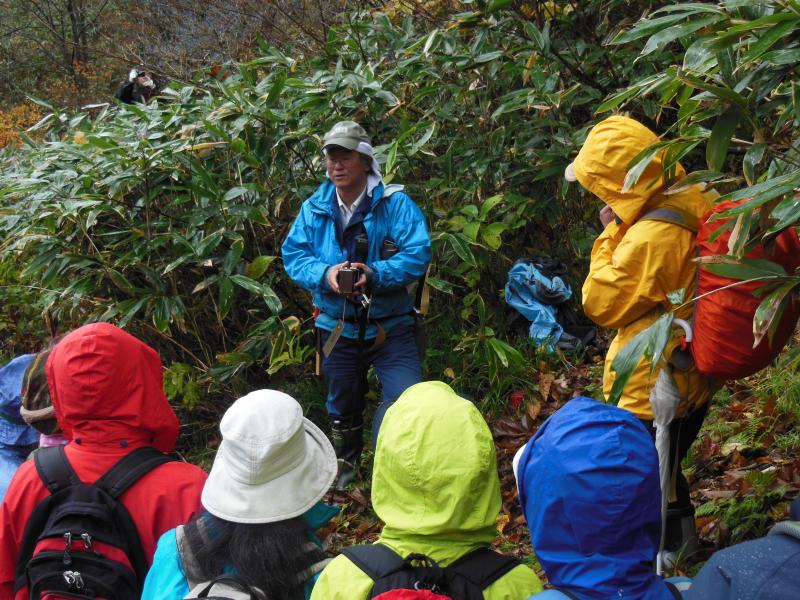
136;72;154;88
326;146;370;191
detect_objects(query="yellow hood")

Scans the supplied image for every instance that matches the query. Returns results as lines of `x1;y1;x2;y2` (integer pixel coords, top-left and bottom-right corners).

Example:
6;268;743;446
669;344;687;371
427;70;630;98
572;115;687;224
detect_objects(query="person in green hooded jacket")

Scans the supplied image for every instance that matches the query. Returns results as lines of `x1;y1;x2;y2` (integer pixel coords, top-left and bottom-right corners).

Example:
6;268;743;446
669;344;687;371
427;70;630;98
310;381;543;599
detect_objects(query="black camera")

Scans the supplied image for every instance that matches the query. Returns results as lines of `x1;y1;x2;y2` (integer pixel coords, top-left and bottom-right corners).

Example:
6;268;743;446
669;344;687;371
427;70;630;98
337;267;360;294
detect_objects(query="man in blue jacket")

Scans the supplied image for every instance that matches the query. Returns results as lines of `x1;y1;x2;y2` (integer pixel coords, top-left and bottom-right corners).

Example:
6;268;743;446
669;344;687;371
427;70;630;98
282;121;431;489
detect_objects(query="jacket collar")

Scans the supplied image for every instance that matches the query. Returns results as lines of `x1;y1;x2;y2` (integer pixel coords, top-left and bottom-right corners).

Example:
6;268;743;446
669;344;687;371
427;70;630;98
308;179;386;216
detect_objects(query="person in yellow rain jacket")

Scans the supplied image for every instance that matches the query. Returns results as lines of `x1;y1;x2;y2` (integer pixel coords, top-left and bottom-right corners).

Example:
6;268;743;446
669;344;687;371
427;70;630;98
565;115;720;558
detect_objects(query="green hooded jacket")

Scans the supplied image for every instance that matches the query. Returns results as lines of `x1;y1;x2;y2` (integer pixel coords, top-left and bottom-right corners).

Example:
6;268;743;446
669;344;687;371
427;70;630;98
311;381;543;599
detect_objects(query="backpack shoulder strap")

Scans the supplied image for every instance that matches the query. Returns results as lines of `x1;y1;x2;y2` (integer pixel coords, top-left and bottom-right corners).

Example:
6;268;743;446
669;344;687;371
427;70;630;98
445;547;521;590
94;446;174;498
639;207;699;234
341;544;406;581
34;444;80;493
665;581;683;600
193;574;266;600
177;519;215;590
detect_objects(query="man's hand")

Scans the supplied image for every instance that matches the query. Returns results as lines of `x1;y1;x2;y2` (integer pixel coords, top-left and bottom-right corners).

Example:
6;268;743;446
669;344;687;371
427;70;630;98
599;205;618;228
350;262;373;290
326;261;350;295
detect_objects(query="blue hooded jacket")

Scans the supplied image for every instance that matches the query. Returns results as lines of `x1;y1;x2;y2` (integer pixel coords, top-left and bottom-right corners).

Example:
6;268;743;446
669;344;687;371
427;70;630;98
517;396;676;600
0;354;38;501
281;179;430;339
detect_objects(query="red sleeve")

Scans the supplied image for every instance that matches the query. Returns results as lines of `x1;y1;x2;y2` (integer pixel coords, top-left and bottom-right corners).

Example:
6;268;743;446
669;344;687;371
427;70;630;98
119;461;207;564
0;460;49;599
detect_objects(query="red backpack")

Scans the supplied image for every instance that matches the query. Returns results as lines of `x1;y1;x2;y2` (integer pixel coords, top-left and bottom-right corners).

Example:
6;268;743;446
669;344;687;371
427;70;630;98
642;200;800;380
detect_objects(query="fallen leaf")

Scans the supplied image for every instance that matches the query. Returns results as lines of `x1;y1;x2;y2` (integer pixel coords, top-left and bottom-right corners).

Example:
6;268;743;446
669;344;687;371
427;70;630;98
699;489;737;500
496;512;510;534
526;400;542;422
768;502;790;522
721;442;748;456
491;416;530;438
730;450;750;468
348;487;370;507
539;373;554;400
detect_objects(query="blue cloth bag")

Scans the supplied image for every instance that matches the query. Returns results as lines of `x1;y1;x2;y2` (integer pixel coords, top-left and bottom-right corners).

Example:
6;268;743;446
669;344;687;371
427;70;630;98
505;259;572;349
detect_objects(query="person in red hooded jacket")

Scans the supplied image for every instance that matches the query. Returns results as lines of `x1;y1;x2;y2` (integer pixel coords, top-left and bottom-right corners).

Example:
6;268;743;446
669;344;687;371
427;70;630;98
0;323;207;599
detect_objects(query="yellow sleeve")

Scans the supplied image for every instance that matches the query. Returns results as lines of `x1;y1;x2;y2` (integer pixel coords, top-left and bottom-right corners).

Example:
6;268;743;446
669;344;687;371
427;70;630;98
587;220;627;276
483;563;544;599
309;554;374;600
582;220;688;330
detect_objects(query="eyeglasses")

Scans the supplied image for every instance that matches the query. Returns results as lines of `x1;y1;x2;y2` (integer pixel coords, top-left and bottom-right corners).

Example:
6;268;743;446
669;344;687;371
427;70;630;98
326;153;359;166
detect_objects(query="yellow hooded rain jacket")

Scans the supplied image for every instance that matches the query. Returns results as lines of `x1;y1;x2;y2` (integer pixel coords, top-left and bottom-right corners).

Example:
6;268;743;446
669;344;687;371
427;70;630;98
574;116;719;420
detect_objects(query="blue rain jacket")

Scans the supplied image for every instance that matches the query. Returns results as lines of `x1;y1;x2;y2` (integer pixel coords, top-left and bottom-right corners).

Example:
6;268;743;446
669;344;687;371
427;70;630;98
0;354;38;501
687;501;800;600
282;180;430;339
0;354;38;447
517;396;676;600
505;259;571;349
142;502;339;600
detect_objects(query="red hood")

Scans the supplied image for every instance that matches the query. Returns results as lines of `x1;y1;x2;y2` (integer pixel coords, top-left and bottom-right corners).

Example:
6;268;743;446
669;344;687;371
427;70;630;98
46;323;179;452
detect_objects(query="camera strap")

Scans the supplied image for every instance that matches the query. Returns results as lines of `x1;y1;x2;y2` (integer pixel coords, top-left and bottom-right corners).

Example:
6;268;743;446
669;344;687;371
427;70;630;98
354;292;385;382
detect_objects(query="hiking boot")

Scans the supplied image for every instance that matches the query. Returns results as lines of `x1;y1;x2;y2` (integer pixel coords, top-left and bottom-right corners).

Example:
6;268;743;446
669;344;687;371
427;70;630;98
331;416;363;491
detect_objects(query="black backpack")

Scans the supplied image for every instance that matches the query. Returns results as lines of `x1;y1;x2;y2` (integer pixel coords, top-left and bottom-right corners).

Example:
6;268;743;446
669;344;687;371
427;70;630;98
342;544;522;599
15;445;174;600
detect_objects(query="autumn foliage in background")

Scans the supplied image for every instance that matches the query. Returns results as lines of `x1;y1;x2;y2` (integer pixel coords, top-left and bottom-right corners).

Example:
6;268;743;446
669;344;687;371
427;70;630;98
0;103;43;148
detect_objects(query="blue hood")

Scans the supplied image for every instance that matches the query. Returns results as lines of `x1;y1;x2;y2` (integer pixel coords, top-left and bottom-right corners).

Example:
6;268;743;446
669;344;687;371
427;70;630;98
0;354;38;447
517;396;673;600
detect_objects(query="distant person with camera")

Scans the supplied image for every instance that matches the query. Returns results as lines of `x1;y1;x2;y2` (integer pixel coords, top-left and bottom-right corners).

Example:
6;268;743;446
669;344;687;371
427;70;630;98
282;121;430;490
116;67;158;104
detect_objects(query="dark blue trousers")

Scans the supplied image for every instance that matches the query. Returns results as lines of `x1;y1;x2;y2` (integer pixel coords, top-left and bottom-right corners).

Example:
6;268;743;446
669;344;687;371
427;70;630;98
320;324;422;444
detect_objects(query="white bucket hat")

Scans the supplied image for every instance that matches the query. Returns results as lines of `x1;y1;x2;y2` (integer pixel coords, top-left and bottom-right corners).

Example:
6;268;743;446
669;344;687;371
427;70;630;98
201;389;337;524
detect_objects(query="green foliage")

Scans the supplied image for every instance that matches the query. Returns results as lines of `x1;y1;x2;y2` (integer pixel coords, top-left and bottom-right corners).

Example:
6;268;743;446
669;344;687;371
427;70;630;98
604;0;800;344
0;255;47;361
1;1;667;404
696;486;787;542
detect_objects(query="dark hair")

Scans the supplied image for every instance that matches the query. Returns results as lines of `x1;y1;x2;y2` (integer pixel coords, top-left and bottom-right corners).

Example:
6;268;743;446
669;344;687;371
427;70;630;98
187;513;327;600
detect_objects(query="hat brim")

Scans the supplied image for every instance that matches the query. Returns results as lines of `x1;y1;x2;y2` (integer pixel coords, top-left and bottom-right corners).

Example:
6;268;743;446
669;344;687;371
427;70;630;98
564;162;578;182
322;138;361;151
201;417;337;524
